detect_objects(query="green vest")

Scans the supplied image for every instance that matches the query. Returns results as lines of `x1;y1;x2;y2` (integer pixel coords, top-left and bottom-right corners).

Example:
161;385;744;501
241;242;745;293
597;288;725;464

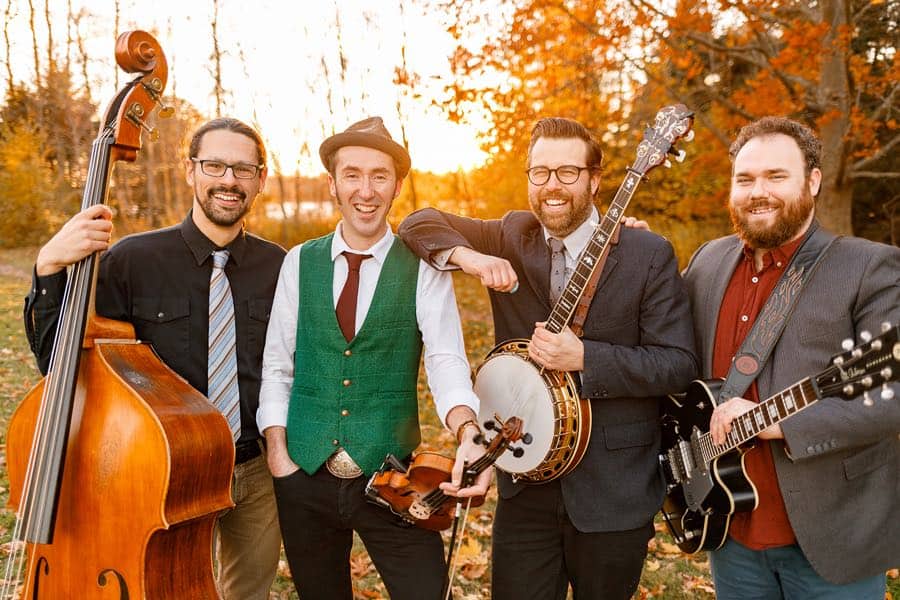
287;233;423;475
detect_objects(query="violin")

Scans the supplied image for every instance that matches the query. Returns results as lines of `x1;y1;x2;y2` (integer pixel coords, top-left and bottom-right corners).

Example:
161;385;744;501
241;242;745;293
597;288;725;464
3;31;233;599
365;416;525;531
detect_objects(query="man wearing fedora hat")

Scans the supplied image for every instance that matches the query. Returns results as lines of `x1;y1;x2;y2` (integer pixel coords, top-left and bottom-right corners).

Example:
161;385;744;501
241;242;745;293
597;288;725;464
257;116;490;599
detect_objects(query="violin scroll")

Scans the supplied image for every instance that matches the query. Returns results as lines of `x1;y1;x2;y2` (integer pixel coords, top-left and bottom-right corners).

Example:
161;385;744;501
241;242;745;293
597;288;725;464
106;30;172;162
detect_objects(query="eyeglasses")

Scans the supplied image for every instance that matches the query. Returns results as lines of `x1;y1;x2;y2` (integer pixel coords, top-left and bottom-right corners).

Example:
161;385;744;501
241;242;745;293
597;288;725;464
525;165;591;185
191;158;262;179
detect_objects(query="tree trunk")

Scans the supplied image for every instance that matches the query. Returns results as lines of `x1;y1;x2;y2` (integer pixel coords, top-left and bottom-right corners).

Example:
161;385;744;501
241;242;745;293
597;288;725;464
4;0;15;88
814;0;853;235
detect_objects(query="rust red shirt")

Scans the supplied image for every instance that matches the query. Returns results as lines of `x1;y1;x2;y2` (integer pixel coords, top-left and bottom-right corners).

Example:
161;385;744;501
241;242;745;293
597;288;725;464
712;235;804;549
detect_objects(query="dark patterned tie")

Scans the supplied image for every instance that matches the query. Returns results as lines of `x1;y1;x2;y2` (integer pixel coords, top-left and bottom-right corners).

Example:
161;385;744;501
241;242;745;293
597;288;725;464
548;237;566;304
336;251;372;341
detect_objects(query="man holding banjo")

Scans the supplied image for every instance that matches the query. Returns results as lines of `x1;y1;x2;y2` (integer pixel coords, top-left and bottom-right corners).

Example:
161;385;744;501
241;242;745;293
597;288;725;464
399;115;698;599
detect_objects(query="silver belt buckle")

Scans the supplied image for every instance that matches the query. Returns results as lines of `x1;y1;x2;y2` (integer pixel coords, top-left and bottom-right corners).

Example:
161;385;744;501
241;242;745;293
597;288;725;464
326;447;363;479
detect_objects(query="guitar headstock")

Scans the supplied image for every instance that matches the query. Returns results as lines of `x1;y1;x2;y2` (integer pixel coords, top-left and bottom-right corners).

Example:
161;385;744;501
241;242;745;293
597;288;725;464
632;104;694;176
817;323;898;404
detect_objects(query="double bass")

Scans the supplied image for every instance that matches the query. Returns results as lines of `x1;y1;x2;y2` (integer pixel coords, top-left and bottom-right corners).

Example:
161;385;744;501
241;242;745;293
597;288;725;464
3;31;234;598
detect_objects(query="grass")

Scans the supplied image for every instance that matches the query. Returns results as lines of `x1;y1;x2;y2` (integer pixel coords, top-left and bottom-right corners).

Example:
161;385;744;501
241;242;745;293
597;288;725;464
0;247;896;599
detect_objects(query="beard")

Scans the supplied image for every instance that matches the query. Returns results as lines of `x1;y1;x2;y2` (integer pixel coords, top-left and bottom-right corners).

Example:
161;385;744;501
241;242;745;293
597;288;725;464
730;185;815;250
196;183;251;227
528;185;594;238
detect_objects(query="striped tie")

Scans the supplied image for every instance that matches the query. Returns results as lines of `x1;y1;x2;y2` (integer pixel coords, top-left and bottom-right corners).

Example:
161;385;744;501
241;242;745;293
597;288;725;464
208;250;241;441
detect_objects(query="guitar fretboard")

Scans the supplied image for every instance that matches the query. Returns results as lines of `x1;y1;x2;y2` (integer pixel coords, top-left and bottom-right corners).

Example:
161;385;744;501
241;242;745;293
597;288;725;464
546;169;644;334
698;378;819;463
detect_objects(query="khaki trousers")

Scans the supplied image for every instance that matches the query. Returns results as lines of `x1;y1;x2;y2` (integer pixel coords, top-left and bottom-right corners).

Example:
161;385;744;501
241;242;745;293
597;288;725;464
215;451;281;600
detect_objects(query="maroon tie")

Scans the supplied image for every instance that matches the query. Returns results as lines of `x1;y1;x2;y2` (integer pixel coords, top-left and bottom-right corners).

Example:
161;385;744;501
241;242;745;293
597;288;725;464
336;251;372;342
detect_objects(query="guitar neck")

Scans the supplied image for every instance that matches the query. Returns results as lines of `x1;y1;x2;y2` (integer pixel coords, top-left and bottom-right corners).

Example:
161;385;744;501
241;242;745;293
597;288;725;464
698;378;820;463
546;168;644;334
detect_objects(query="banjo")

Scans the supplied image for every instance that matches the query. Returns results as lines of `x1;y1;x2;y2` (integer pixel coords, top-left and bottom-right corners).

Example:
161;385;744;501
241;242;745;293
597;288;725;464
474;104;695;483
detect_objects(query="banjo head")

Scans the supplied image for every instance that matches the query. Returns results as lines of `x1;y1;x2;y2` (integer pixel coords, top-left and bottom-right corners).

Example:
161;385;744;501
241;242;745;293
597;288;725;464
474;351;557;474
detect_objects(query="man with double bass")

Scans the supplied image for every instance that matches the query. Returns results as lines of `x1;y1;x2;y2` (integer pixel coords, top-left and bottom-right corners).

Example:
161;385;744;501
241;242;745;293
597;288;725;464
684;116;899;599
24;117;284;600
399;116;698;599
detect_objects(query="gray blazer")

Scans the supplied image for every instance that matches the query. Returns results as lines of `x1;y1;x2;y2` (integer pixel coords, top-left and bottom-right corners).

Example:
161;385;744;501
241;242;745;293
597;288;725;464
400;208;698;532
683;226;900;584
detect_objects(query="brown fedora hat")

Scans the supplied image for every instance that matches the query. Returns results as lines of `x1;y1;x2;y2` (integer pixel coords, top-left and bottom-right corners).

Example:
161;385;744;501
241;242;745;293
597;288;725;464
319;116;411;178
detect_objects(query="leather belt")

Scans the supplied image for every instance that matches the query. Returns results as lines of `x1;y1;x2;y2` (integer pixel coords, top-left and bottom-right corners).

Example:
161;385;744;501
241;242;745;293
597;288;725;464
326;447;363;479
235;440;262;465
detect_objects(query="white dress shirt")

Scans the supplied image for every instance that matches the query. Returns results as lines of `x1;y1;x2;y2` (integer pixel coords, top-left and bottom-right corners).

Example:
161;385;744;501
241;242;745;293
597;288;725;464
257;222;479;433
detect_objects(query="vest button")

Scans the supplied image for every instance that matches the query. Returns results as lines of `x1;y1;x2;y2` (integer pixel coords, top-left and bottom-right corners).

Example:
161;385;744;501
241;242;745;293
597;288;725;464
344;349;352;357
332;439;339;446
341;409;349;416
343;379;351;387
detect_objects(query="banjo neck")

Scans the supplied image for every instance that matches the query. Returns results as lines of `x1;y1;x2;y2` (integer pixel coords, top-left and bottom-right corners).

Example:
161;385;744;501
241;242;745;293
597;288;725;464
544;168;644;335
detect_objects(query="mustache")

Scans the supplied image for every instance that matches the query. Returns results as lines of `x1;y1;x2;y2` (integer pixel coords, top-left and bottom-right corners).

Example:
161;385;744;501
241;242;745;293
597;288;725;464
745;198;781;211
538;190;572;202
207;185;246;200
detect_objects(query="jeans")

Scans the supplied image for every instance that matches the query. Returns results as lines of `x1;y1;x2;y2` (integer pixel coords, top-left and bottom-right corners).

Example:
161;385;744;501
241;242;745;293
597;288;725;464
215;450;282;600
710;538;886;600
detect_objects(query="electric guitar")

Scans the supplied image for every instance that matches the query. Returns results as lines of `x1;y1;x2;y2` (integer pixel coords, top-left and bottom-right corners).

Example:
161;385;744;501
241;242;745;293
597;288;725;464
659;323;899;554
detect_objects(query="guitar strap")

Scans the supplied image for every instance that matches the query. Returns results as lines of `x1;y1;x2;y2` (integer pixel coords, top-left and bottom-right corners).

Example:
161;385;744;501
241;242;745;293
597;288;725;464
718;221;839;402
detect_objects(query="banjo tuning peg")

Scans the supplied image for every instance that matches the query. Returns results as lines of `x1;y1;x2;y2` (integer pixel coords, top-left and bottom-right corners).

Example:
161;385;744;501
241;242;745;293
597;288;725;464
521;432;533;445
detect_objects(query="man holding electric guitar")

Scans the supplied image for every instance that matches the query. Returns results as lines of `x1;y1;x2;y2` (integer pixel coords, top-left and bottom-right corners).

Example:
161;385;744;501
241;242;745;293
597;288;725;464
400;113;699;600
674;116;899;599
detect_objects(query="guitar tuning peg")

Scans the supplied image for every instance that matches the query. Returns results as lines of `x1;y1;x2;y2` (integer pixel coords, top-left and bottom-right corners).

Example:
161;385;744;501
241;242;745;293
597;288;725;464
683;130;695;142
674;149;686;163
881;367;894;380
664;159;672;169
841;338;854;351
863;391;874;407
860;330;872;342
881;322;892;332
157;105;175;119
843;383;855;397
861;376;874;389
881;384;895;401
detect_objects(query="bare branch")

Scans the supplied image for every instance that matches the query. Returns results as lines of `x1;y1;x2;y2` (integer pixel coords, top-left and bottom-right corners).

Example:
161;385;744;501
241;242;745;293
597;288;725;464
852;133;900;171
850;171;900;179
870;81;899;122
851;1;877;25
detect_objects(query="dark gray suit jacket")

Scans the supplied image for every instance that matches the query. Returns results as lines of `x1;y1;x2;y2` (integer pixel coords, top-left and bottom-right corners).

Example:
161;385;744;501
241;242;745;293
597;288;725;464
683;227;900;584
400;208;698;532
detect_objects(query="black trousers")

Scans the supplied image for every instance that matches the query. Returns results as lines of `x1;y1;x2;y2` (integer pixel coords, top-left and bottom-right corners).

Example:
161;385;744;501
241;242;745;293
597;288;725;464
273;466;448;600
492;480;654;600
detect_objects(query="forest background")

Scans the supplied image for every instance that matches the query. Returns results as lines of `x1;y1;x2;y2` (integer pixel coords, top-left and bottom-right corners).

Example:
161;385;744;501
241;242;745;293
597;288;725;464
0;0;897;598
